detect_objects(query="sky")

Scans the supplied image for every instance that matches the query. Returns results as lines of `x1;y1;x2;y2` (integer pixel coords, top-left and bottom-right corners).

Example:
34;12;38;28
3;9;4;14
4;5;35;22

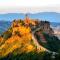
0;0;60;22
0;0;60;13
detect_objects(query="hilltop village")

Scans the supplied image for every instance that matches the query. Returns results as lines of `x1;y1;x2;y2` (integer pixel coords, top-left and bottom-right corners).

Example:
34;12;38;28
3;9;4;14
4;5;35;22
11;15;54;35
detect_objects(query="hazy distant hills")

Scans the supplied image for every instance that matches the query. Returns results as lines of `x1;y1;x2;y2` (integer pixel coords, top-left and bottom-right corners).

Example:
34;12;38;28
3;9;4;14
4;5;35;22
50;22;60;39
50;22;60;27
0;21;11;34
0;12;60;22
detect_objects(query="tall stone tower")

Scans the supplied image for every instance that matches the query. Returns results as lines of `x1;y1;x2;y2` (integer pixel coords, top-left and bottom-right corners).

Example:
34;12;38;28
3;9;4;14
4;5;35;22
24;14;30;25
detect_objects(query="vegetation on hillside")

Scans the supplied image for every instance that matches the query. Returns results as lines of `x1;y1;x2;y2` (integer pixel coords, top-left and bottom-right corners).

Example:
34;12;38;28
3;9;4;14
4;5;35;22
35;31;60;52
0;51;60;60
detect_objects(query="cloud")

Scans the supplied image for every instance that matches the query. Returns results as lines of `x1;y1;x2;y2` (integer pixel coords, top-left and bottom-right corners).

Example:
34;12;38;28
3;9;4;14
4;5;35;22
0;7;60;14
0;0;60;13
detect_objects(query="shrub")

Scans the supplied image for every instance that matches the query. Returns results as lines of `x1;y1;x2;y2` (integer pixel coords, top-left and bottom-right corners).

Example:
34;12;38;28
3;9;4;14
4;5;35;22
0;51;50;60
2;31;12;40
8;27;13;33
15;31;21;37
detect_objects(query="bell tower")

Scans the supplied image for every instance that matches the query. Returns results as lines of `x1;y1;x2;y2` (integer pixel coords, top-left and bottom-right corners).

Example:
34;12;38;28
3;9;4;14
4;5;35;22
24;14;30;25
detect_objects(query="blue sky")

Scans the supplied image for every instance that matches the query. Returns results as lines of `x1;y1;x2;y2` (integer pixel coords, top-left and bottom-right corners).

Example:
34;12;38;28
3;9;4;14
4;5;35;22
0;12;60;23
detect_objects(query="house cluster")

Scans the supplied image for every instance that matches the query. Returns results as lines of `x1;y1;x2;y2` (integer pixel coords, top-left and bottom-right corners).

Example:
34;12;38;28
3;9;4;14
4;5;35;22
24;15;54;35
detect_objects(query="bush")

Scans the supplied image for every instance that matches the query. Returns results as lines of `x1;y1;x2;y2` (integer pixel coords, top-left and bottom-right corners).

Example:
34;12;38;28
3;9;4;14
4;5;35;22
8;27;13;33
2;31;12;40
19;20;25;25
0;51;51;60
15;31;21;37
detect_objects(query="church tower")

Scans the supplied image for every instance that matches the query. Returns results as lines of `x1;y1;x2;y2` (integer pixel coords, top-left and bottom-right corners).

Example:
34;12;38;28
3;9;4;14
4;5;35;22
24;14;30;26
